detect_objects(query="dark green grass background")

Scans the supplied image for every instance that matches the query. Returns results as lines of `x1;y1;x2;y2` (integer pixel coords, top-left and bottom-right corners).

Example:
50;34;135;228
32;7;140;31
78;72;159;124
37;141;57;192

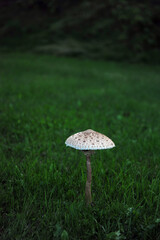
0;53;160;239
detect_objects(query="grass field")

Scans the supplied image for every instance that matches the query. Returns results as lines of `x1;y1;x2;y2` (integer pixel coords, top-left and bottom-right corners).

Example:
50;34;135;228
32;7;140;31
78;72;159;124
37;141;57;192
0;52;160;240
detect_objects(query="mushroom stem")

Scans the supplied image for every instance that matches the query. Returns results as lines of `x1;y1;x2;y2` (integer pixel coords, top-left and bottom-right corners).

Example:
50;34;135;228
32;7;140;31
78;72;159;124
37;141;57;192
83;150;94;205
85;154;92;204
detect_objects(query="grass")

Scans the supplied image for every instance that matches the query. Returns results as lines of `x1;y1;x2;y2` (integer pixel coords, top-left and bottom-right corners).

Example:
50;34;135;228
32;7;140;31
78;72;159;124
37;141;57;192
0;52;160;240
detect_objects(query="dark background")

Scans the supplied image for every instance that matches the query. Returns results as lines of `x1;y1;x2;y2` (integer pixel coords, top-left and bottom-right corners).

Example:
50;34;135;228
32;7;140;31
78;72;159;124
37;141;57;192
0;0;160;61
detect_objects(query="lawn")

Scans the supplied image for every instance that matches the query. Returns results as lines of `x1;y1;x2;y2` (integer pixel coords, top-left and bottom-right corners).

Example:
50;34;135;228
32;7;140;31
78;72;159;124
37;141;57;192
0;52;160;240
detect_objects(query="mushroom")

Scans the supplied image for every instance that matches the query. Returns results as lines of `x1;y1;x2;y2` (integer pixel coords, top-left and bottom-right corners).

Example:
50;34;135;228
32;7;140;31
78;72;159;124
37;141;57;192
65;129;115;205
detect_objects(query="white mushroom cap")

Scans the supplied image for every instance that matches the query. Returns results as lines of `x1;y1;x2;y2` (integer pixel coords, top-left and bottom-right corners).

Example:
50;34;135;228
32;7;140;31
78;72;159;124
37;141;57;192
65;129;115;150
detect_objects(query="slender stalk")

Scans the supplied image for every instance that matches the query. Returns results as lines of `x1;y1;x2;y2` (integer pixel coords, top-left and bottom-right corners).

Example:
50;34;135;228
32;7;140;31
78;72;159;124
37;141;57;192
83;150;94;205
85;154;92;204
